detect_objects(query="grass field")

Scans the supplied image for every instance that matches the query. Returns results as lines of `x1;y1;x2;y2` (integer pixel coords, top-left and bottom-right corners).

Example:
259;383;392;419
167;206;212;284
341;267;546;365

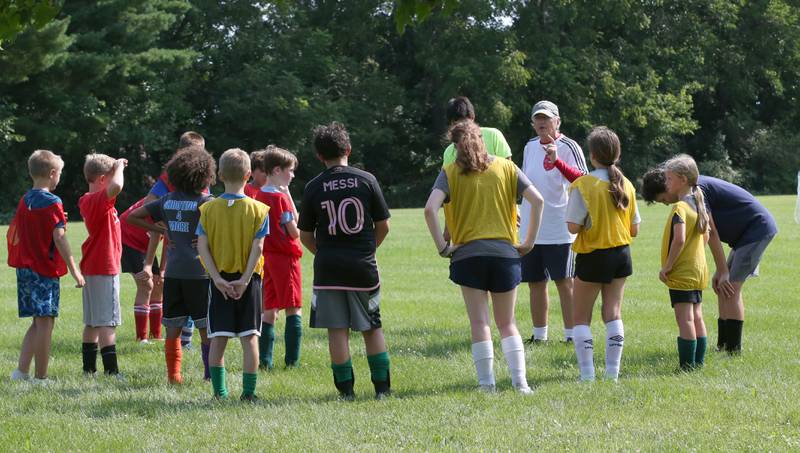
1;196;798;451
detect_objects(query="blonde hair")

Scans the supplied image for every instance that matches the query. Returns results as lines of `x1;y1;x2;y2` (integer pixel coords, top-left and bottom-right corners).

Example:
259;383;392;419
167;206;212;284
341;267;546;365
179;131;205;149
83;153;116;183
218;148;250;183
28;150;63;178
665;154;709;233
587;126;629;210
448;120;489;174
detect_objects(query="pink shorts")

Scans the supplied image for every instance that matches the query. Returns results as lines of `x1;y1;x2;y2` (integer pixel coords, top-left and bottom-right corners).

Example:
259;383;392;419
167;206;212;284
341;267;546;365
262;253;302;310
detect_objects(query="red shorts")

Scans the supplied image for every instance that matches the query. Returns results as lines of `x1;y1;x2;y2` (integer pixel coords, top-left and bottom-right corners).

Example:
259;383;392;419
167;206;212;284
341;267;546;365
262;253;302;310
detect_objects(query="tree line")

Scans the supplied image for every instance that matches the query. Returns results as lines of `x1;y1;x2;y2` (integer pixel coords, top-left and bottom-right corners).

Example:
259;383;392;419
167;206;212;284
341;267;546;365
1;0;798;217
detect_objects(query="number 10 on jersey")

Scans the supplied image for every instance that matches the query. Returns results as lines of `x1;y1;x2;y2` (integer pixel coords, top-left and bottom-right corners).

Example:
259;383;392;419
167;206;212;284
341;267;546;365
321;197;365;235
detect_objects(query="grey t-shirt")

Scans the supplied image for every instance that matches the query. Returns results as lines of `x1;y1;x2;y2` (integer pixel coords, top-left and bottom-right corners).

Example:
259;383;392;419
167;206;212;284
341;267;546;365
431;160;533;262
145;192;213;279
565;168;641;230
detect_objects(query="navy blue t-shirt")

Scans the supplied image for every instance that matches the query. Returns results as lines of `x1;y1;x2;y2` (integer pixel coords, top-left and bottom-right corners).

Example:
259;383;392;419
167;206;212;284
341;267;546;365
698;175;778;248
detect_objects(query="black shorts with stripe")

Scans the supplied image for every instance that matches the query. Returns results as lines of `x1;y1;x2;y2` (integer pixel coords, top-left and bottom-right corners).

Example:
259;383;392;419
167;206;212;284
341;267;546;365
521;243;575;282
207;273;262;338
575;245;632;284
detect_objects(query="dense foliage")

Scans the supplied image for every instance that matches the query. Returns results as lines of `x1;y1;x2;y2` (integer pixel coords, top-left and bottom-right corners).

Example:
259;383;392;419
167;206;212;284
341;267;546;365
1;0;799;216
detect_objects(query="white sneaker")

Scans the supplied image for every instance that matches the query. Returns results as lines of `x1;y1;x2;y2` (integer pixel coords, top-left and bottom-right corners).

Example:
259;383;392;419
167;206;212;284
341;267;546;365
10;369;30;381
478;384;497;393
137;339;150;345
32;378;53;386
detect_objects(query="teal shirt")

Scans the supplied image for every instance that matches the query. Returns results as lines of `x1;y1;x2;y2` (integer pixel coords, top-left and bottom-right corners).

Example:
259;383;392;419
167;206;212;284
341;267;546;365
442;127;512;167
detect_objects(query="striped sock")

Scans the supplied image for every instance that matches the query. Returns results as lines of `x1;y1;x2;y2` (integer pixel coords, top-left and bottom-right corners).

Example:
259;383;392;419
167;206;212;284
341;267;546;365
133;304;150;341
148;302;162;339
181;319;194;348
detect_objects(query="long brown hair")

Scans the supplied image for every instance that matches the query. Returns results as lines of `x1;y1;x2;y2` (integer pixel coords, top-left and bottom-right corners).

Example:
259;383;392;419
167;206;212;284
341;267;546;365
665;154;709;233
587;126;628;209
448;120;490;174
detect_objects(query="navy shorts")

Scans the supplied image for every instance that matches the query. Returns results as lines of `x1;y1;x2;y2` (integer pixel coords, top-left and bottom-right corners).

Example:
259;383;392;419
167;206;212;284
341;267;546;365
207;273;262;338
575;245;633;284
669;289;703;307
17;268;60;318
521;243;575;282
449;256;521;293
120;244;160;275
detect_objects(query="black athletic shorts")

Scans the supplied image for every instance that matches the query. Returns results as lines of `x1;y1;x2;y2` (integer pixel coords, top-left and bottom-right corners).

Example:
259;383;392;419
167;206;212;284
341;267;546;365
207;272;262;338
162;277;209;328
520;243;575;282
449;256;521;293
669;289;703;307
575;245;632;284
120;244;160;275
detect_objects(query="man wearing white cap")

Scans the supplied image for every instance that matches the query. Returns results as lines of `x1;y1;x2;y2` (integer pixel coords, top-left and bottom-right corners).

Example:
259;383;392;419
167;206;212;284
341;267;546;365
520;100;588;345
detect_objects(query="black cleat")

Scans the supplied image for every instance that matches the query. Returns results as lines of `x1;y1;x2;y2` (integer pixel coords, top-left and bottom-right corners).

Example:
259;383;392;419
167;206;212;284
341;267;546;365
240;393;259;403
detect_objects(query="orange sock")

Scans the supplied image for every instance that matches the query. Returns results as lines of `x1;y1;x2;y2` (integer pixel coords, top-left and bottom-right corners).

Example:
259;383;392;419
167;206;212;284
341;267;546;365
165;338;182;384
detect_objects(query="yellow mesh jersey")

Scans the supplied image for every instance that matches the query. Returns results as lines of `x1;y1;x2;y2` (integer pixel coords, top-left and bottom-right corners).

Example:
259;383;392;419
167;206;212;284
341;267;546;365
660;201;709;290
199;197;269;275
570;175;637;254
443;158;518;245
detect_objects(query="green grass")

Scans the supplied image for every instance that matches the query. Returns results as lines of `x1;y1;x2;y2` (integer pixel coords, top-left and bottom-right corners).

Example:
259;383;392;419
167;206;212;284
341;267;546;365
1;196;799;451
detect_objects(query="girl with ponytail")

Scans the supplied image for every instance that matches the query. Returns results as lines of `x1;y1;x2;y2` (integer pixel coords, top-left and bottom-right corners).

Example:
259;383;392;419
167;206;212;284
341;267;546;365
424;120;544;394
659;154;710;370
564;126;640;382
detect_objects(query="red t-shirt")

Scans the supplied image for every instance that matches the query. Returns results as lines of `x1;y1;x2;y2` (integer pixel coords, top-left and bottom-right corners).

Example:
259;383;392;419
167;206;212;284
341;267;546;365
79;190;122;275
244;183;260;199
119;197;152;252
255;189;303;257
7;192;68;278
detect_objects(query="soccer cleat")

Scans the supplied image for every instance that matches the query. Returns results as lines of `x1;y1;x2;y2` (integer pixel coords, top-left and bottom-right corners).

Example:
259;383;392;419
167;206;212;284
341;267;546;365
524;335;548;346
562;337;574;344
240;394;259;403
372;371;391;400
10;369;30;381
32;377;53;386
513;384;534;395
478;384;497;393
258;363;273;372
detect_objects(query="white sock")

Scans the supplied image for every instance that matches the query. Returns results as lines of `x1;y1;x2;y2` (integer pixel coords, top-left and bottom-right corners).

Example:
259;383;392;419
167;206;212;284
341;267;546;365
564;328;574;340
573;324;595;381
533;326;548;341
471;340;495;386
605;319;624;380
501;335;528;389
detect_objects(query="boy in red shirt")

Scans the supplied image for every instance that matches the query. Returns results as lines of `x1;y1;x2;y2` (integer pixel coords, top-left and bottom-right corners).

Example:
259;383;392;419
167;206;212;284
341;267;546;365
79;154;127;377
254;146;303;369
245;149;268;198
8;150;85;382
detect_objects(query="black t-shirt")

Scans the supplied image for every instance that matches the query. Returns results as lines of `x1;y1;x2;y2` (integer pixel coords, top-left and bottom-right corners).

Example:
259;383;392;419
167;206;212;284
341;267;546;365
298;165;390;290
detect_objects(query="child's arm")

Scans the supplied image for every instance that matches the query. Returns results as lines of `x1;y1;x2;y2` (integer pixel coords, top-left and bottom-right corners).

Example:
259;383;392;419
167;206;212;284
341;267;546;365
278;188;301;239
53;227;85;288
299;231;317;255
518;185;544;256
135;231;161;282
659;220;686;283
375;220;390;248
197;235;235;300
229;237;265;299
106;159;128;199
424;189;458;257
126;205;167;234
707;216;734;298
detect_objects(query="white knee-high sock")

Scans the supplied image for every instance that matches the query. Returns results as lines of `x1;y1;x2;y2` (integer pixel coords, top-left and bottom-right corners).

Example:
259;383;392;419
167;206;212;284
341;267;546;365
471;340;495;386
605;319;624;380
501;335;529;389
564;328;574;341
573;324;595;381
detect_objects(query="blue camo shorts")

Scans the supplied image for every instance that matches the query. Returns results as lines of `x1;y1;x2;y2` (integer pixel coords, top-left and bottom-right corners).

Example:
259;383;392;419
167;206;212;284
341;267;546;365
17;268;60;318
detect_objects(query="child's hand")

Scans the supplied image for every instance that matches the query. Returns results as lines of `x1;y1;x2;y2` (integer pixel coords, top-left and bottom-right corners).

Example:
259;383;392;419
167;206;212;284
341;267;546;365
73;271;86;288
135;265;153;282
438;241;459;258
213;277;236;300
229;278;250;300
116;158;129;168
658;268;670;283
516;242;534;257
278;185;290;194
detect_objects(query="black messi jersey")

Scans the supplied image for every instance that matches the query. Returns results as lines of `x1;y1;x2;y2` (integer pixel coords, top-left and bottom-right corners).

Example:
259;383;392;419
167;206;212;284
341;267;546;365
298;165;390;290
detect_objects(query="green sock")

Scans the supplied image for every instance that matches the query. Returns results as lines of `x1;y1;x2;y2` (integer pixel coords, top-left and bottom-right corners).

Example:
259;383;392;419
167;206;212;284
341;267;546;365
695;336;707;367
242;372;257;397
285;315;302;366
677;337;697;370
331;359;354;383
210;366;228;398
259;323;275;369
367;351;390;382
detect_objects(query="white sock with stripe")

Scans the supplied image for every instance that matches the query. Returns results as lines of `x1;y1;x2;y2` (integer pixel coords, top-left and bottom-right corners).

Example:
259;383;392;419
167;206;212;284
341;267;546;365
573;324;595;381
471;340;495;387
